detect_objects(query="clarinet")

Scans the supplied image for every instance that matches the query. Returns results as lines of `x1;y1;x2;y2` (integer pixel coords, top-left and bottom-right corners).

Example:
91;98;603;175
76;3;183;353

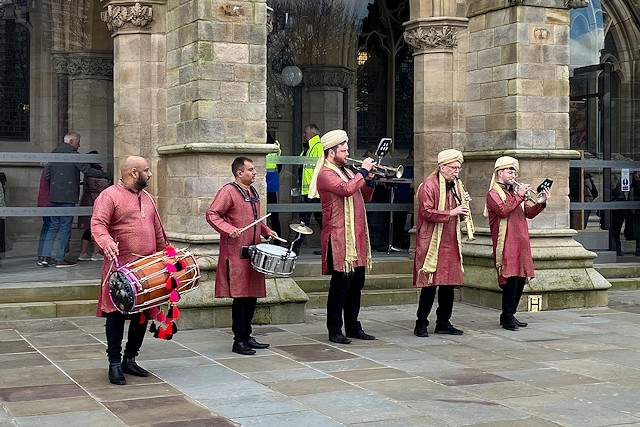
455;177;475;241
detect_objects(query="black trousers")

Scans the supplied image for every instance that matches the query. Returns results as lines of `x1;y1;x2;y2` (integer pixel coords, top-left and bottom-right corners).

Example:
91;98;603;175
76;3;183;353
293;196;323;254
327;266;366;336
105;311;147;364
416;286;454;326
232;297;257;342
500;276;525;323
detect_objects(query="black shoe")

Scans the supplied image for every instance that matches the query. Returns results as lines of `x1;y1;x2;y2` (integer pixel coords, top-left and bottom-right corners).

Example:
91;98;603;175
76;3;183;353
122;357;149;377
513;317;528;327
108;362;126;385
329;334;351;344
502;322;519;331
346;330;375;340
413;324;429;337
247;337;270;349
434;324;464;335
232;341;256;355
37;256;47;266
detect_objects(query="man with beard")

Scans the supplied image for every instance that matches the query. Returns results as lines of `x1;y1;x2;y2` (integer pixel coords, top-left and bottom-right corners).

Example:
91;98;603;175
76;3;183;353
485;156;550;331
206;157;279;355
307;130;376;344
92;156;166;384
413;149;468;338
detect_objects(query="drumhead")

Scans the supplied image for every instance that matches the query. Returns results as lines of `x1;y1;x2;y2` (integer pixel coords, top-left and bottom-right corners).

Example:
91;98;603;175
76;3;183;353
255;243;296;258
109;271;136;313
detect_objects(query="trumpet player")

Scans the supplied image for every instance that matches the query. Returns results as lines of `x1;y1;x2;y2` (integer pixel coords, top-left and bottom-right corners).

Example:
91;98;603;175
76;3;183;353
484;156;550;331
413;149;469;338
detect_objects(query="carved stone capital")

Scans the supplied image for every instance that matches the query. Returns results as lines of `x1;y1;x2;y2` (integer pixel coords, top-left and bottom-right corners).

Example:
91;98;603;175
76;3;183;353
51;53;114;80
566;0;589;8
101;2;153;33
300;65;355;89
266;6;274;34
404;25;459;52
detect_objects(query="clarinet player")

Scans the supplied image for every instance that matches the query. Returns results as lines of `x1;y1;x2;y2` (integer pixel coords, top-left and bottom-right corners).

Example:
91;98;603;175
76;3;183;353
412;149;469;337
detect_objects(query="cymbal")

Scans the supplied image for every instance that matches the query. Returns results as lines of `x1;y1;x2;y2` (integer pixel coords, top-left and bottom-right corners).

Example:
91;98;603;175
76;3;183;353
289;223;313;235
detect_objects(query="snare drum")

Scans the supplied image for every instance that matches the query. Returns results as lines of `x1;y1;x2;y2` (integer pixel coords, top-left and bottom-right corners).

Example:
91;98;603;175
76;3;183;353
109;248;200;314
249;243;296;277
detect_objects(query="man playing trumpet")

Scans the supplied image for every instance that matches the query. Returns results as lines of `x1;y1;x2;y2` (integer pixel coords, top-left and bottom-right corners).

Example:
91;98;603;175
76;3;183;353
484;156;550;331
413;149;469;337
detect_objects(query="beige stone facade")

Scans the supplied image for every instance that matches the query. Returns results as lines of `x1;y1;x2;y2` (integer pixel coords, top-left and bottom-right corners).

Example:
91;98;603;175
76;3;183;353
5;0;640;314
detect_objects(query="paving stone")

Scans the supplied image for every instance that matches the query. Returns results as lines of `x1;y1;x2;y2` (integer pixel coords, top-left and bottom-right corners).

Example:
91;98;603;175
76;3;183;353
103;395;221;425
3;396;101;417
263;376;357;396
13;409;128;427
231;410;345;427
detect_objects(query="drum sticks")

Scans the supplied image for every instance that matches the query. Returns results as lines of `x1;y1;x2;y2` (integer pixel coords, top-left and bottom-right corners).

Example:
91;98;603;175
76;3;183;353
238;213;271;234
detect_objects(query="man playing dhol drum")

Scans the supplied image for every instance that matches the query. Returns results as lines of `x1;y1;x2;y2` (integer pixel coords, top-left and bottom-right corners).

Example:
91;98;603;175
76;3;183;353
92;156;165;385
307;129;377;344
206;156;279;355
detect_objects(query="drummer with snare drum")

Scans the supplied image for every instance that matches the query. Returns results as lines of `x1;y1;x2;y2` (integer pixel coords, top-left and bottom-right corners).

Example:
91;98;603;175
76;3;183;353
206;156;279;356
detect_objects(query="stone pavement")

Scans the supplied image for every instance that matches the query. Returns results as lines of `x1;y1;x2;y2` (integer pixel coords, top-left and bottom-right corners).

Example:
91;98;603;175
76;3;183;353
2;291;640;427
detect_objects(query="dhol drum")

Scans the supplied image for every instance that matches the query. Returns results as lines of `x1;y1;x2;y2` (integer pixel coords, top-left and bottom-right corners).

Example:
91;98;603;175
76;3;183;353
109;248;200;314
249;243;296;277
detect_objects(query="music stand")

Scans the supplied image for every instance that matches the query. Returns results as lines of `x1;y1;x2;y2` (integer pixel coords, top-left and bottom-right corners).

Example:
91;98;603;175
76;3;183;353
375;138;393;161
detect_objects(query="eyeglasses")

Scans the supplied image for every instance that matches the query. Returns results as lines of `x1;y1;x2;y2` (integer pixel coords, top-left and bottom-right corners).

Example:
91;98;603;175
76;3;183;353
444;165;462;171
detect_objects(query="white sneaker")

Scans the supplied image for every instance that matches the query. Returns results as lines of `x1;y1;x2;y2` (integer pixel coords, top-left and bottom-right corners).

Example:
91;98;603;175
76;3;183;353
78;253;91;261
91;254;104;261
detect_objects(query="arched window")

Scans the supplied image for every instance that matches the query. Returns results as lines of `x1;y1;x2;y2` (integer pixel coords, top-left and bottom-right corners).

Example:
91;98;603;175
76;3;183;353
0;8;30;141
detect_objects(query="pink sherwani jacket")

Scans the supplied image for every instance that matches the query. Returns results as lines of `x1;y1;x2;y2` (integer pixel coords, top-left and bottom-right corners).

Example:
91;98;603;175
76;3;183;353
206;184;272;298
91;184;166;315
414;174;463;288
316;166;373;275
486;185;544;286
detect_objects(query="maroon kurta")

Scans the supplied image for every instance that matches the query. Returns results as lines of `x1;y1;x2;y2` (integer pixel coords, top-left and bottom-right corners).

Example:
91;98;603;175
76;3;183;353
486;186;544;285
206;183;272;298
316;166;373;275
413;174;463;287
91;185;166;315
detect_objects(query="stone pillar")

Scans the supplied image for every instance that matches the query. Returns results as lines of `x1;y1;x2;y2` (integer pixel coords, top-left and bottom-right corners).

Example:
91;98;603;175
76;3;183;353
51;52;114;156
100;0;163;170
300;65;355;136
461;0;610;310
403;0;469;257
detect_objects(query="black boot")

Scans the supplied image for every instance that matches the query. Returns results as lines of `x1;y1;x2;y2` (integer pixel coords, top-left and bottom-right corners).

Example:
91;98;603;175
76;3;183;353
413;321;429;337
108;362;126;385
122;357;150;377
232;340;256;355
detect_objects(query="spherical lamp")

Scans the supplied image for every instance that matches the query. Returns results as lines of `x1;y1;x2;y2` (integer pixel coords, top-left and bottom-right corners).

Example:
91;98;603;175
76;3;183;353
281;65;303;87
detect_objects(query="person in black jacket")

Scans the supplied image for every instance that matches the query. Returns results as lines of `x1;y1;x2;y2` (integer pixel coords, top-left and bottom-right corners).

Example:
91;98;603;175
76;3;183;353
40;133;111;267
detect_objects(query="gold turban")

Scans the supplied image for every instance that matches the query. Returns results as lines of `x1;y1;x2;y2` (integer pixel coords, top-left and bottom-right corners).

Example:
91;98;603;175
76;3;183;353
494;156;519;172
308;129;349;199
483;155;520;217
438;149;464;165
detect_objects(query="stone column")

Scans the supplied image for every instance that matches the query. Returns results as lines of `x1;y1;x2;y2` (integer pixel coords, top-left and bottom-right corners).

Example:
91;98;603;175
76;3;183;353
51;52;114;155
300;65;356;136
100;0;163;171
403;0;469;257
461;0;609;310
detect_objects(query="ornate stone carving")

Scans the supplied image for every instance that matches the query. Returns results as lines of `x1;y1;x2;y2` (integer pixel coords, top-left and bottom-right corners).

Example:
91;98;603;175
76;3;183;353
51;54;114;79
101;2;153;32
508;0;525;4
404;26;458;52
301;66;355;88
222;4;243;16
533;28;550;40
266;6;273;34
566;0;589;8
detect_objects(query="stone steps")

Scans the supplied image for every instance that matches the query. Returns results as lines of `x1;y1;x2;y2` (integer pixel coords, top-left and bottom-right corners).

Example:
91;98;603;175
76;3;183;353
2;258;639;321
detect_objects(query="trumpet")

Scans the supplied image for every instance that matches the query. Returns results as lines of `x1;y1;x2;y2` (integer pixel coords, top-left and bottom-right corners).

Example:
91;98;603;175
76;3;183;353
347;158;404;178
512;179;547;204
455;178;475;241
